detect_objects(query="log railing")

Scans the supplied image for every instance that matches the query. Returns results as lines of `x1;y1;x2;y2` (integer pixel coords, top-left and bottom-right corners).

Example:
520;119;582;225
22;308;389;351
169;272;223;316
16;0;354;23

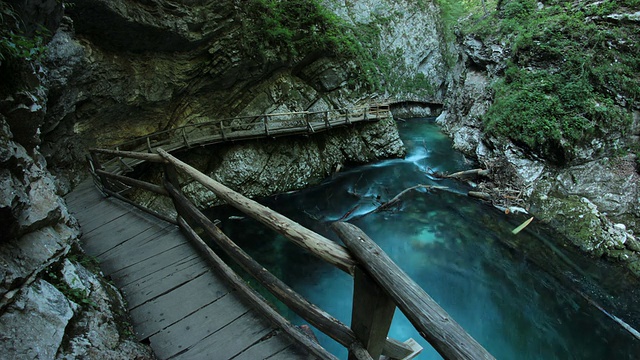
101;104;391;174
86;142;495;360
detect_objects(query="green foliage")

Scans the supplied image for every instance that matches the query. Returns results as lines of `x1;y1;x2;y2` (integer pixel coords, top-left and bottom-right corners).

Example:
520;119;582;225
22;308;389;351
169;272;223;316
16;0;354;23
245;0;380;89
464;0;638;163
44;262;98;309
0;3;48;63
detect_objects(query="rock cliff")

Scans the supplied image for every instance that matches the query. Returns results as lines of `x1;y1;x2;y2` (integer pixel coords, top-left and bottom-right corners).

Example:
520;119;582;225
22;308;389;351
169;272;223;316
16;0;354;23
438;3;640;276
1;0;449;357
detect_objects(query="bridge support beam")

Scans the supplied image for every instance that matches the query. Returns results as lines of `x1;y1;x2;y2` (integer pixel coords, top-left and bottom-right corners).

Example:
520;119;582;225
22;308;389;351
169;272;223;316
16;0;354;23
350;266;395;360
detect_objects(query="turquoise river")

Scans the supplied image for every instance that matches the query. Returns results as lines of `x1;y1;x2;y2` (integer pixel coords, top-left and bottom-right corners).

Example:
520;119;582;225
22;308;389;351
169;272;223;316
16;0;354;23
206;118;640;359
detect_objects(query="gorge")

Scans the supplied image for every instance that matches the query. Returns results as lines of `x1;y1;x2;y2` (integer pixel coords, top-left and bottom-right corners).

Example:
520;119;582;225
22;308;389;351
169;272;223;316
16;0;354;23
1;0;639;358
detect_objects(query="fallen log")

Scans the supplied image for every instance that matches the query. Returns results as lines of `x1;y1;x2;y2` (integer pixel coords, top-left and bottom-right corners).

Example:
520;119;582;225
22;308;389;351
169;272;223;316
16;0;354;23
468;191;492;201
444;168;490;179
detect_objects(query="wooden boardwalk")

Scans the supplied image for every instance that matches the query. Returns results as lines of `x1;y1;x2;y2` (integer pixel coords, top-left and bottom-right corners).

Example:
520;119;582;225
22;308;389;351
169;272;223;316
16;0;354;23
64;181;325;360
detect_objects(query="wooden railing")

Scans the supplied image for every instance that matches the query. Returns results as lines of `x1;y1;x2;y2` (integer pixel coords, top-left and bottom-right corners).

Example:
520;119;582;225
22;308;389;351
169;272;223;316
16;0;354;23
87;122;495;360
101;104;391;174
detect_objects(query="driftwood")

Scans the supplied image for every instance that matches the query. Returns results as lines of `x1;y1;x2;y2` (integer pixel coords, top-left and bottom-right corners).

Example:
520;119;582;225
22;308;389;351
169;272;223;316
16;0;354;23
332;222;495;360
468;191;492;201
444;168;490;180
377;185;449;211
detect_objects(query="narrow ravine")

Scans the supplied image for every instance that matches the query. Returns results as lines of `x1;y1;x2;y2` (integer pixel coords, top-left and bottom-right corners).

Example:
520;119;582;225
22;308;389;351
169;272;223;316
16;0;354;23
207;118;640;359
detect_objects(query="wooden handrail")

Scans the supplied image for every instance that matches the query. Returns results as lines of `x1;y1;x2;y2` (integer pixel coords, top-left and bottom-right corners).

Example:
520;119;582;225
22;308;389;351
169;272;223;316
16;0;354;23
177;217;341;360
164;181;372;359
90;148;164;163
111;104;390;151
84;102;495;360
332;222;496;360
156;148;357;275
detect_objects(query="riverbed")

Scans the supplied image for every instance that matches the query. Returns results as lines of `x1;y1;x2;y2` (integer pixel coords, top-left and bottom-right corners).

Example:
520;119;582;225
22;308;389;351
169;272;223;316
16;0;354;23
206;118;640;359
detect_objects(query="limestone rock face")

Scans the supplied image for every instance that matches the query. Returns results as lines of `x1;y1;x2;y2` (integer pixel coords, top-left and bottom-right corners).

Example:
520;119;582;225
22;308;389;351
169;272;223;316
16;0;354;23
0;280;75;359
440;28;640;276
326;0;449;100
177;117;405;208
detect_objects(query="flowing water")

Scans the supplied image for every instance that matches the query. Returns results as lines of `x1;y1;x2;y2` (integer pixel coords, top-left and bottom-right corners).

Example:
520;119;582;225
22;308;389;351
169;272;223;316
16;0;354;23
206;118;640;359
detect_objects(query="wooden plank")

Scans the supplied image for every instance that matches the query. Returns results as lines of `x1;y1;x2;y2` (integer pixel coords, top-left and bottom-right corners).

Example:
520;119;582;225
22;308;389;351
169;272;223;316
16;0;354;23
170;311;274;360
109;244;197;287
98;234;186;276
231;332;294;360
332;222;495;360
267;344;318;360
96;225;180;261
149;294;253;359
84;221;175;259
121;255;208;310
75;203;133;234
81;215;157;256
177;218;339;360
129;271;231;340
349;266;395;360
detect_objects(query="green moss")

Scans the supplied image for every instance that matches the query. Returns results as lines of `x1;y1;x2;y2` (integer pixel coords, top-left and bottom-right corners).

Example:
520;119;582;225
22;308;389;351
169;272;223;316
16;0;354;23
461;0;638;164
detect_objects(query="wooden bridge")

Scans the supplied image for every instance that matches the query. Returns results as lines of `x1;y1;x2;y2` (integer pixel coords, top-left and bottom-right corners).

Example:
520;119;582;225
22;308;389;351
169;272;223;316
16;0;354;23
66;106;495;359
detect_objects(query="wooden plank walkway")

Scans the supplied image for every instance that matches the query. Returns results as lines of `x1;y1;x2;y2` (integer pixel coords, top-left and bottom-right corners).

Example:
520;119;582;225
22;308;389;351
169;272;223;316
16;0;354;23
104;108;389;173
65;181;323;360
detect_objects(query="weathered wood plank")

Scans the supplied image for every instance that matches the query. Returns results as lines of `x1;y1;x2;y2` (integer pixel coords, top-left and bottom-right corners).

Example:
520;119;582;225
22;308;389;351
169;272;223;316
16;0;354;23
177;218;339;360
170;311;274;360
97;229;184;272
80;216;157;257
332;222;495;360
267;344;317;360
130;271;231;340
149;294;253;359
94;223;181;259
72;201;133;233
84;222;174;259
231;332;294;360
122;256;209;310
108;244;197;287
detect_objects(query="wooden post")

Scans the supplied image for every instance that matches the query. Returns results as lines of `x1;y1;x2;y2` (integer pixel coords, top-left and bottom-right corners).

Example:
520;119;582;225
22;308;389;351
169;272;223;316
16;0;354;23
325;111;331;129
89;151;110;192
146;137;152;153
220;121;227;141
90;148;164;163
264;116;270;136
332;222;495;360
95;169;168;196
349;266;396;360
181;128;190;148
305;113;314;133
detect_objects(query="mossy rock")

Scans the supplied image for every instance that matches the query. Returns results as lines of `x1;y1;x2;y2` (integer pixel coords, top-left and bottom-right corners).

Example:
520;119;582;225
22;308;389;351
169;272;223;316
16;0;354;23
531;191;605;255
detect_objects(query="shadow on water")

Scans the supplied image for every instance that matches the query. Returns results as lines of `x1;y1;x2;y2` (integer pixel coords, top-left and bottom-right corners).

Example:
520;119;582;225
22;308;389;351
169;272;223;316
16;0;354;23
204;118;640;359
